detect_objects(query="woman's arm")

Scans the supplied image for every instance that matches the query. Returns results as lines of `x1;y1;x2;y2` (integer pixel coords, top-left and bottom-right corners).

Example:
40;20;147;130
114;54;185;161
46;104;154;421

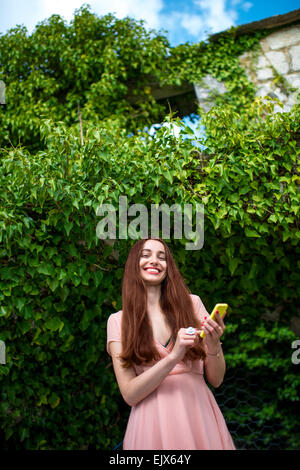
110;342;178;406
109;328;198;407
201;311;226;388
204;341;226;388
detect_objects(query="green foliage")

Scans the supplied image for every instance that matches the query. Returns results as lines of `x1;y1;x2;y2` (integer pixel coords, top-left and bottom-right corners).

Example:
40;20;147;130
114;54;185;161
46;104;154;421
0;4;264;153
0;6;169;151
0;4;299;450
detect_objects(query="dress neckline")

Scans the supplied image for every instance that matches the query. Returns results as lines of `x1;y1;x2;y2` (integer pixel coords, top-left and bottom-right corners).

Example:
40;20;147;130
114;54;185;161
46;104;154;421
155;336;171;349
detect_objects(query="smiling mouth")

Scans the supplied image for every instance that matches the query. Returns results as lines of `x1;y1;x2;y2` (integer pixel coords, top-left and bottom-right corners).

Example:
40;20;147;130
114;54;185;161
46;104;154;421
144;268;161;274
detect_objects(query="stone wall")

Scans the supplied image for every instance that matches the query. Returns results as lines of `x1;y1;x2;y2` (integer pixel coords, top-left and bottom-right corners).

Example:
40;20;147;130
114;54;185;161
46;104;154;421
194;23;300;112
240;24;300;112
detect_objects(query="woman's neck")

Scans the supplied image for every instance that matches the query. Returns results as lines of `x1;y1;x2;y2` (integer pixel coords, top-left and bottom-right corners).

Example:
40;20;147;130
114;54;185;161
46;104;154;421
146;285;162;315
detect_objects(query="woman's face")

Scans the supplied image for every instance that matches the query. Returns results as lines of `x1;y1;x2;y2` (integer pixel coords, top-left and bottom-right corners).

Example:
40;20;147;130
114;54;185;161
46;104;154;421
139;239;167;286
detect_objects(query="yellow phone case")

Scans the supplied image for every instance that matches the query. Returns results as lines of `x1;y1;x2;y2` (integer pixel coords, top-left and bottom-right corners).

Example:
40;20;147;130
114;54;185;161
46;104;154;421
199;303;228;338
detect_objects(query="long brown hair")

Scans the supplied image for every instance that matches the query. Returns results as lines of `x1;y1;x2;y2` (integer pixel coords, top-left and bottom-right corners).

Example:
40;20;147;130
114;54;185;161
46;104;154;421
120;237;206;367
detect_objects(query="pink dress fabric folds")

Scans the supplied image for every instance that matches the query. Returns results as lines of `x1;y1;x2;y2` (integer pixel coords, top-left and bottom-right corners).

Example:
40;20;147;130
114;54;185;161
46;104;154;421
106;294;236;450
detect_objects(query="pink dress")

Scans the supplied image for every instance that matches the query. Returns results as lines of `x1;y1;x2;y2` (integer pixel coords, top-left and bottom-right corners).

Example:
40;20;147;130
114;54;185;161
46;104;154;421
106;294;236;450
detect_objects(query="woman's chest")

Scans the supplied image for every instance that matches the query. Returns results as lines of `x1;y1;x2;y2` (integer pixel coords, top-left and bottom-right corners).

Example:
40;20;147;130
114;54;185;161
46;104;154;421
149;315;172;346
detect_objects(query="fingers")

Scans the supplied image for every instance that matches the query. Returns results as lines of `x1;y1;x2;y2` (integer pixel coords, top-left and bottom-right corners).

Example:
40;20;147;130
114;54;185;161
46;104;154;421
201;314;224;338
215;310;226;328
201;322;220;339
208;311;226;329
178;328;199;346
182;331;197;342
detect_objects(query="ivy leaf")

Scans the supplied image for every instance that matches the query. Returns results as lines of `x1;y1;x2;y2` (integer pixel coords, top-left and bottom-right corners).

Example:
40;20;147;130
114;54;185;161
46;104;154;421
245;227;261;237
48;393;61;409
64;221;73;236
44;317;64;332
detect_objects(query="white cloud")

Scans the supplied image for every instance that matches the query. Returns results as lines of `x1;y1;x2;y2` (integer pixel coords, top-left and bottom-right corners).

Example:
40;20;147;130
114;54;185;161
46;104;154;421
39;0;164;30
193;0;237;34
162;12;204;39
95;0;164;29
241;2;253;12
181;13;204;36
230;0;253;12
161;0;238;44
39;0;84;23
33;0;239;40
1;0;243;45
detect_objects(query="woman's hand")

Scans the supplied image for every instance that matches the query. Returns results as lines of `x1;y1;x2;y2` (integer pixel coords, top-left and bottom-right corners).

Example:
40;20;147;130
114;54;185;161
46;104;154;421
169;327;200;363
201;310;226;353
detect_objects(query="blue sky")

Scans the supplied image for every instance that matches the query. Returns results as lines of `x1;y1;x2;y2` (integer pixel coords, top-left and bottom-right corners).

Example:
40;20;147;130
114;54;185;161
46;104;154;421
0;0;299;46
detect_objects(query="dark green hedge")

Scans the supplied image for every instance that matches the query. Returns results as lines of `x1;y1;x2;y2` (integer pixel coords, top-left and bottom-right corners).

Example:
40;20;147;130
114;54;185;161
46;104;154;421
0;102;299;448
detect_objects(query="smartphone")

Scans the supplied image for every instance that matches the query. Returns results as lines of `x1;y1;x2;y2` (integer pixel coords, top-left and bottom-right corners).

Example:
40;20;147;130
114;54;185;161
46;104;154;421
199;303;228;338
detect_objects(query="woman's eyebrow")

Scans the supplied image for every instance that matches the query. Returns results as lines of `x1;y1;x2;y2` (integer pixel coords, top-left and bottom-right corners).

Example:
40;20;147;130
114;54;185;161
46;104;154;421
141;249;165;255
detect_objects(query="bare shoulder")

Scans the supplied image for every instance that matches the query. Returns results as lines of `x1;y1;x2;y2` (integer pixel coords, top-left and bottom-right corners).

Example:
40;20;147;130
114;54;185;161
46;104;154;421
190;293;200;304
108;310;123;323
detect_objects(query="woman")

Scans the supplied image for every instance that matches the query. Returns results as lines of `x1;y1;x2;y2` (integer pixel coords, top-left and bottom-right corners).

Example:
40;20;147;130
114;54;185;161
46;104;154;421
106;237;236;450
